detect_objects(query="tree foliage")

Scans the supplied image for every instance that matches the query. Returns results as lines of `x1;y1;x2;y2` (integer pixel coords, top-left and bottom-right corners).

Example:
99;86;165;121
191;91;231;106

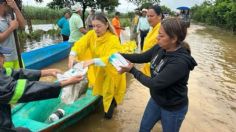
96;0;119;12
135;2;173;15
191;0;236;32
161;5;174;15
22;6;64;20
46;0;96;26
47;0;71;9
46;0;120;25
127;0;160;7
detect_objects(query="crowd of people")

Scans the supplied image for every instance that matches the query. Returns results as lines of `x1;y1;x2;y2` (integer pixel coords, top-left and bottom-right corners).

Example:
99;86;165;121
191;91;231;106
0;0;197;131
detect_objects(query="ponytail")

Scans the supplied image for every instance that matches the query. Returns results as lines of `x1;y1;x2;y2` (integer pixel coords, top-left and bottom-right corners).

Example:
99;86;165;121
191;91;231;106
181;41;191;55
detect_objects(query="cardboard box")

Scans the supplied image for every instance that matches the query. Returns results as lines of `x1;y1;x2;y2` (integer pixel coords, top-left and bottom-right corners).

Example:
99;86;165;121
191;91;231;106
109;53;129;71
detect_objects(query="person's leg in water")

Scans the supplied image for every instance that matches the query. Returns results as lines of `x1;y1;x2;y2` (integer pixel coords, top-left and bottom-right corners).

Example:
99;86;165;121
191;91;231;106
139;98;161;132
161;105;188;132
104;98;117;119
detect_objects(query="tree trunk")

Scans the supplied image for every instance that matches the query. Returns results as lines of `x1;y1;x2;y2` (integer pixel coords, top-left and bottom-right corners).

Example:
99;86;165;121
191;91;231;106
101;6;105;13
233;25;236;35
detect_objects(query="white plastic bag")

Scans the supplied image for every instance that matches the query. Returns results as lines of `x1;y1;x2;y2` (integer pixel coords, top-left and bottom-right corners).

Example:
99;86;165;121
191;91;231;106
57;62;88;104
120;27;131;44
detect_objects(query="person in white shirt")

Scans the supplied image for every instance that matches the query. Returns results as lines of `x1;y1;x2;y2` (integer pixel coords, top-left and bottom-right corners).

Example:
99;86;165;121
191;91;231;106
137;8;150;50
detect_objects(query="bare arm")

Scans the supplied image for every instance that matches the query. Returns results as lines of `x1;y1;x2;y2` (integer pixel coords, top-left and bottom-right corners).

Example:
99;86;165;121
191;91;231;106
7;0;25;29
0;20;18;43
79;27;87;34
14;8;25;29
59;75;83;87
40;69;62;77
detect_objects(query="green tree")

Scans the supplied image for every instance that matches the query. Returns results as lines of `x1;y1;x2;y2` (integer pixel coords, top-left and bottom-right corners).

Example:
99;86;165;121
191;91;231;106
191;0;236;33
15;0;44;9
96;0;119;13
47;0;70;9
47;0;120;25
47;0;96;26
127;0;160;7
139;2;173;15
161;5;174;15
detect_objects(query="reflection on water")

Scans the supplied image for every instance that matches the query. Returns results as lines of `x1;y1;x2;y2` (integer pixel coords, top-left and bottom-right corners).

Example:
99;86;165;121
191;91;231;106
188;24;236;102
39;23;236;132
25;24;56;33
23;34;62;52
181;24;236;132
22;24;62;52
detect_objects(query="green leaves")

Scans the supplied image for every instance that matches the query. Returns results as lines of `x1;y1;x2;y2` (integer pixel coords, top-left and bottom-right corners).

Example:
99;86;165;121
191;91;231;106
191;0;236;32
128;0;160;7
22;6;65;20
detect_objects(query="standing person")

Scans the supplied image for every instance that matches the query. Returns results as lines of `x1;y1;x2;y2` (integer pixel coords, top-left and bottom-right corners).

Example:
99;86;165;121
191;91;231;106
142;5;162;76
131;10;140;44
85;9;95;30
0;0;25;69
137;8;150;50
119;18;197;132
112;11;124;38
0;46;83;132
57;10;71;41
68;13;126;119
68;4;87;46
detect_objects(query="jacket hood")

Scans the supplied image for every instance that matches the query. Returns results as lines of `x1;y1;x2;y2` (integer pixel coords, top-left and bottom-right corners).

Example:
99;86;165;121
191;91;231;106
165;47;197;70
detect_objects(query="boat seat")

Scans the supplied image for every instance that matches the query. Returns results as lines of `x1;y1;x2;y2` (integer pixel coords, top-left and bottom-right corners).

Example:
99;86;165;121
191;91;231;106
13;116;47;131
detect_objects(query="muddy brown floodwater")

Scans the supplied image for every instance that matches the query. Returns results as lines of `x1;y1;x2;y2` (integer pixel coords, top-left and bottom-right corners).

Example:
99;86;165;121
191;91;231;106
41;23;236;132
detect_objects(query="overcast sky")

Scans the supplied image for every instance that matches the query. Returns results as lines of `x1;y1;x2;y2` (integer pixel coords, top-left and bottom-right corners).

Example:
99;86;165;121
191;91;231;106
22;0;204;12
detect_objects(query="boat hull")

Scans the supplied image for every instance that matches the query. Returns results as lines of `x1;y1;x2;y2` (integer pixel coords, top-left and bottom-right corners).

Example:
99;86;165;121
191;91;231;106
12;89;101;131
12;42;101;131
21;41;71;70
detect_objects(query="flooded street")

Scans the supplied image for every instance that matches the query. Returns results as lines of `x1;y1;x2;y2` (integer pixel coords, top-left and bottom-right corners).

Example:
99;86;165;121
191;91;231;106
38;23;236;132
22;24;62;52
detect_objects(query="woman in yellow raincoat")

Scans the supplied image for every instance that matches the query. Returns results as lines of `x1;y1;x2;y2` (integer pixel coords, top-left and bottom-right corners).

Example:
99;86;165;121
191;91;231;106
142;5;162;76
68;13;126;119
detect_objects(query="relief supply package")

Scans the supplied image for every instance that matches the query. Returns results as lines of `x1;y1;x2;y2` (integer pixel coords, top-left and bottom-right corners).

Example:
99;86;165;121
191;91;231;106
57;62;88;104
109;53;129;71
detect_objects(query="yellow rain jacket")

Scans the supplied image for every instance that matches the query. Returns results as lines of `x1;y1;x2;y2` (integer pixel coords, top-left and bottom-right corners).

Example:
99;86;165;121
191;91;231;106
71;30;126;112
142;22;161;76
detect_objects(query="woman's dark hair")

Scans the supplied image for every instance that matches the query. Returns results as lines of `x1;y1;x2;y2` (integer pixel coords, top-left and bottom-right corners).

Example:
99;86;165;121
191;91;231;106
149;4;162;16
92;13;116;35
115;12;120;16
64;10;71;15
0;0;6;4
161;18;191;54
181;41;191;54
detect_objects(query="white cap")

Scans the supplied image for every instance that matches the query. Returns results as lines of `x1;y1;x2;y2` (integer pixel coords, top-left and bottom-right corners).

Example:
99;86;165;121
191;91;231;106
142;8;148;12
72;3;82;12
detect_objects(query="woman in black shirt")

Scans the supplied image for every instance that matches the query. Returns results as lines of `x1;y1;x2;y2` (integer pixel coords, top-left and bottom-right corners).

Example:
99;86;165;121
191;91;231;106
119;18;197;132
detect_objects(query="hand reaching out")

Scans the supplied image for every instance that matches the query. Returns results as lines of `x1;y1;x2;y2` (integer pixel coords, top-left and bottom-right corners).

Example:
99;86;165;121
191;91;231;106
83;59;94;68
41;69;62;77
118;60;134;74
68;56;76;69
59;75;83;87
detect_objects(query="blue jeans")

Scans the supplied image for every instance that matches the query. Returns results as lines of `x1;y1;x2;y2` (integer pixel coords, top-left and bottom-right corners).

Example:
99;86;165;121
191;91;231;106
139;98;188;132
